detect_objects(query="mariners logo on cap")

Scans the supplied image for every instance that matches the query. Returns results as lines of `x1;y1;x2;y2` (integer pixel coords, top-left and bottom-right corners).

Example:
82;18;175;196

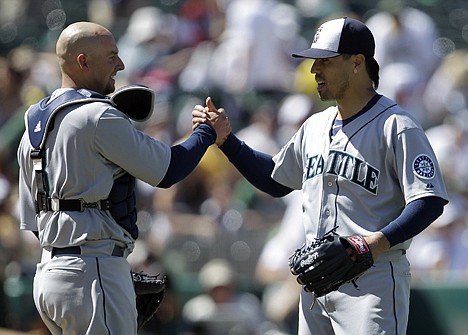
313;26;323;44
413;154;435;179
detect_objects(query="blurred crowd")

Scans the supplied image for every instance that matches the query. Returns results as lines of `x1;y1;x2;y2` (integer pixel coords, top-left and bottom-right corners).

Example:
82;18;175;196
1;0;468;334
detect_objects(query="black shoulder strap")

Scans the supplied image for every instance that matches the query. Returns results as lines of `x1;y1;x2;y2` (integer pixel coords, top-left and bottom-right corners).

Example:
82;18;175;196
26;89;108;213
26;89;108;150
26;85;154;149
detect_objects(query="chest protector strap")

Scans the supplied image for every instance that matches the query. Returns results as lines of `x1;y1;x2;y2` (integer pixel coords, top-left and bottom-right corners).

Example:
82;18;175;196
28;88;108;213
26;85;153;240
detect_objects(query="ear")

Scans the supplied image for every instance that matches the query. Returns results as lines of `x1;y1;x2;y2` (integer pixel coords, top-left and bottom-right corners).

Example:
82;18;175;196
352;54;365;74
77;53;89;70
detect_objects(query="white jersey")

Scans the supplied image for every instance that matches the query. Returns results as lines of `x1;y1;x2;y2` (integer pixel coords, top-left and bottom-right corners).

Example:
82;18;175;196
271;95;448;252
17;91;171;251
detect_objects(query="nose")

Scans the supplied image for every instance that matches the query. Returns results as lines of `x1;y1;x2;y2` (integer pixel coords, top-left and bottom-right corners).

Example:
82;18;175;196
117;56;125;71
310;60;318;74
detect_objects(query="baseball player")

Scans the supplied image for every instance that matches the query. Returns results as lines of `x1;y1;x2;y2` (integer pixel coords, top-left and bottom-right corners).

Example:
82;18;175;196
193;17;448;334
17;22;230;335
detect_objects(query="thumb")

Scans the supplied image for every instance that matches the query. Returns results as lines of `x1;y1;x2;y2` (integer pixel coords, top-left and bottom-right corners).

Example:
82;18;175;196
206;96;217;112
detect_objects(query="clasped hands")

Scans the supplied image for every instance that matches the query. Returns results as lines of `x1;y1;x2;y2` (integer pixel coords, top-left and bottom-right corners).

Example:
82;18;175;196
192;97;231;146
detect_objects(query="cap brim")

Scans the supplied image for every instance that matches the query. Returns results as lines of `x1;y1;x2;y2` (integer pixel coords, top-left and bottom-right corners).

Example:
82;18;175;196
292;48;340;59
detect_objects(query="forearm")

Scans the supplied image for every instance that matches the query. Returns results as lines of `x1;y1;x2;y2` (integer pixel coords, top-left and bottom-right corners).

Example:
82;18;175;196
366;196;447;259
157;124;215;188
381;196;446;246
219;133;293;197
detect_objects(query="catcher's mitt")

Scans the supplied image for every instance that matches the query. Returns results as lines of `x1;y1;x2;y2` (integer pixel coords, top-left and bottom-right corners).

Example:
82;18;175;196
288;228;374;298
132;271;166;330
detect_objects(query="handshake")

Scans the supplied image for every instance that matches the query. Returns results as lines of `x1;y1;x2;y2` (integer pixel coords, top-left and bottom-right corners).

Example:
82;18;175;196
192;97;232;147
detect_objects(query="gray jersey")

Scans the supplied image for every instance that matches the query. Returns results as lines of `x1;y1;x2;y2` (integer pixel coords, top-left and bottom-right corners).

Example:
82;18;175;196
271;95;448;251
17;89;171;251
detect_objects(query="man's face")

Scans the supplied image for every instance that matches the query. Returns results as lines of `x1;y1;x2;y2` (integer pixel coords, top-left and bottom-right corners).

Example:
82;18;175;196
86;35;125;95
310;55;352;101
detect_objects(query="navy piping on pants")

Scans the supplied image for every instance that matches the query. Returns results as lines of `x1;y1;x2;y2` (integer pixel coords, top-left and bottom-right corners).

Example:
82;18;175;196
96;258;112;335
390;261;399;335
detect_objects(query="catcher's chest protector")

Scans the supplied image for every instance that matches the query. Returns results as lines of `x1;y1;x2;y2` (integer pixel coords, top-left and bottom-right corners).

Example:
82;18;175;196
26;89;139;239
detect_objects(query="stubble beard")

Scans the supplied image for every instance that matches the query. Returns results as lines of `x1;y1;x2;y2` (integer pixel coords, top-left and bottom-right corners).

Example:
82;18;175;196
318;76;350;102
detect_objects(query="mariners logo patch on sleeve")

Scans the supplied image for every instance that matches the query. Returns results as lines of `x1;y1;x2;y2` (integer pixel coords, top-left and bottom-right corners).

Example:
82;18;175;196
413;154;435;179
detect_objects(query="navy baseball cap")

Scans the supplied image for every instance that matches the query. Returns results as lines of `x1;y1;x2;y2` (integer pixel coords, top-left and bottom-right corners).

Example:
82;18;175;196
292;17;375;59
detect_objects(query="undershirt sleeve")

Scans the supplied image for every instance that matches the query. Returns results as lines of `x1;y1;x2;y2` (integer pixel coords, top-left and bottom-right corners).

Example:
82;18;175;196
219;133;293;197
381;196;447;247
157;124;216;188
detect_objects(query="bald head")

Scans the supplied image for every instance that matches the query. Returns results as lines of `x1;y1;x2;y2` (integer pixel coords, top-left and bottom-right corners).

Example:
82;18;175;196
55;22;124;94
56;22;112;67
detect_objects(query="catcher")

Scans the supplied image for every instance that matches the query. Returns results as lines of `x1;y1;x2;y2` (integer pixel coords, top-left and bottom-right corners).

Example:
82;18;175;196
193;17;448;335
17;22;230;335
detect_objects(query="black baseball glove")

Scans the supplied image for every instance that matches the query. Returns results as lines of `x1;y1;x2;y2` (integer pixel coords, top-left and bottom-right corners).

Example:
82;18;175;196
132;271;166;329
288;228;374;298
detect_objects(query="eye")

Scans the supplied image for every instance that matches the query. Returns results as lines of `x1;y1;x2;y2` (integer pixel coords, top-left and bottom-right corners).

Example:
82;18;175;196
109;53;119;62
315;58;329;65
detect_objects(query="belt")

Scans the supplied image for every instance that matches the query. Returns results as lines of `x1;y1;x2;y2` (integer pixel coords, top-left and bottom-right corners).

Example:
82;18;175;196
48;198;111;211
51;245;124;257
377;249;407;262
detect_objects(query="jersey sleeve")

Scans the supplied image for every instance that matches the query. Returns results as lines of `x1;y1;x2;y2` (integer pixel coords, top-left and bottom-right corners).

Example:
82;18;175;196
393;123;448;204
94;108;171;187
17;132;37;231
271;124;306;190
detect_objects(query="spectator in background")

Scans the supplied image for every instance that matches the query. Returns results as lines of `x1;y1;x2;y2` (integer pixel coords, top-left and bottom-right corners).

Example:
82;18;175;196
211;0;297;95
207;0;301;125
0;55;24;128
235;100;280;155
117;6;178;86
422;49;468;128
0;46;40;182
182;258;266;335
275;93;314;146
366;0;440;84
377;62;427;127
366;0;440;128
424;114;468;194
